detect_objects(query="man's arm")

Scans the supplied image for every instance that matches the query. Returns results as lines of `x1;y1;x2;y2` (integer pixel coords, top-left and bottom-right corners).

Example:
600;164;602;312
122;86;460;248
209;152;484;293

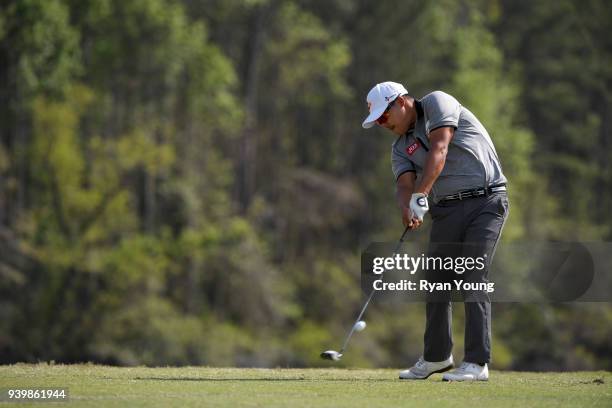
414;126;454;195
396;171;418;228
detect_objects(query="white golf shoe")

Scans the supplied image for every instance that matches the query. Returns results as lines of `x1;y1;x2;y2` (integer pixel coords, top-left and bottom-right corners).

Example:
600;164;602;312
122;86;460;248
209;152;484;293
399;355;454;380
442;362;489;381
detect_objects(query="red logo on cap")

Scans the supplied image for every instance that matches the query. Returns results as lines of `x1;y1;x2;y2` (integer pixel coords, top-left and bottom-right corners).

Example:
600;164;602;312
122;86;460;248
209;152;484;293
406;141;420;155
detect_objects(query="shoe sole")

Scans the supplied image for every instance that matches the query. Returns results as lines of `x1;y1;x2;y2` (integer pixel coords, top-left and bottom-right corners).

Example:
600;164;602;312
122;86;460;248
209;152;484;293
399;364;454;380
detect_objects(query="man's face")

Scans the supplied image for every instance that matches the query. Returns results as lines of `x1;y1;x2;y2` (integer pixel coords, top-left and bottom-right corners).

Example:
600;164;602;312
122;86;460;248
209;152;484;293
376;96;413;135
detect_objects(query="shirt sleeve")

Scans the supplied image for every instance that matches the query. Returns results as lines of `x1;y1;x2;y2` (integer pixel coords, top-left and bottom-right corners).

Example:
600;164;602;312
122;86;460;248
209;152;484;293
422;91;461;134
391;141;416;180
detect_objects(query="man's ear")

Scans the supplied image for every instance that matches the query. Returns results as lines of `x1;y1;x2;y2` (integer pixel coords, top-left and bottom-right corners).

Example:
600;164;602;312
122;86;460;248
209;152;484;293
398;95;410;108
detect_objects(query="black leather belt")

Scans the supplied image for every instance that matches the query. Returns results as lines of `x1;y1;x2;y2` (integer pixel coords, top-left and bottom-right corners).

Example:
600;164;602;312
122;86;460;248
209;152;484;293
440;184;507;202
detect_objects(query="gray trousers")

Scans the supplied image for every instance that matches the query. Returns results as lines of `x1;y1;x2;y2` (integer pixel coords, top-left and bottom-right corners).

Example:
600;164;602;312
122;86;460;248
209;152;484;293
423;192;509;364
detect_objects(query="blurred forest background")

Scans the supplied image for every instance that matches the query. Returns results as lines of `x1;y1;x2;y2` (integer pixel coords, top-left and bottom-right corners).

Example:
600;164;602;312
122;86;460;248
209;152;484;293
1;0;611;370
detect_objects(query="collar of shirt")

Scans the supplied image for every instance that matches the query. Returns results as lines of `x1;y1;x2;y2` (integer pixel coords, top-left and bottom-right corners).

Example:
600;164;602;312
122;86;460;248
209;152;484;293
404;99;424;137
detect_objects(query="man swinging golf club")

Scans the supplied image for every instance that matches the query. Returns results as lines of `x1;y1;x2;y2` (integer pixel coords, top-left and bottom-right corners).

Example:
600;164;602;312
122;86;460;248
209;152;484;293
362;82;509;381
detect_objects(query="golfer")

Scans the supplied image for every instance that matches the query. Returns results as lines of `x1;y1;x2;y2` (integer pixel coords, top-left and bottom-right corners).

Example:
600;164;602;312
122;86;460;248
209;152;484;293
362;82;509;381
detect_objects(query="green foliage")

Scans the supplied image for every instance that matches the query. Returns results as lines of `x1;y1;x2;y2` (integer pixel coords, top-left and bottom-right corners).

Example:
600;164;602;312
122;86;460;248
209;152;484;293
255;2;352;176
493;0;612;239
90;296;207;365
2;0;81;98
1;0;611;371
264;2;352;106
28;85;174;247
288;320;334;366
447;9;544;241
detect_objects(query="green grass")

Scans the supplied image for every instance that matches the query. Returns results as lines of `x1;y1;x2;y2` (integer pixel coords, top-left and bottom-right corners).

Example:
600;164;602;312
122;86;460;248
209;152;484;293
0;364;610;407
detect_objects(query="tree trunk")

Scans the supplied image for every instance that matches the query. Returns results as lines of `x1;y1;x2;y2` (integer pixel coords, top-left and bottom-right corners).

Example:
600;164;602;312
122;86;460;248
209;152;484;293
236;3;274;212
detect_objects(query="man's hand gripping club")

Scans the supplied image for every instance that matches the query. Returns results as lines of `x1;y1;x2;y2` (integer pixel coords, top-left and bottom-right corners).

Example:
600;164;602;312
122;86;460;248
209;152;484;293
397;172;428;229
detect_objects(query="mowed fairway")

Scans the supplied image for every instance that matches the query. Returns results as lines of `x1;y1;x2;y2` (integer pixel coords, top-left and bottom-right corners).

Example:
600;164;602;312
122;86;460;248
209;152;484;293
1;364;610;407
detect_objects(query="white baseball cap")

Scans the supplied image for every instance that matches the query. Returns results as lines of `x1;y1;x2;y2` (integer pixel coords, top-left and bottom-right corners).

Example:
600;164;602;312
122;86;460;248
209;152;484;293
362;81;408;128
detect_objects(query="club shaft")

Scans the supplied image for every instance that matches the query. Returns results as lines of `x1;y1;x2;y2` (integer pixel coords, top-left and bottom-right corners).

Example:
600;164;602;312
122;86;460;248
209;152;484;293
339;226;410;354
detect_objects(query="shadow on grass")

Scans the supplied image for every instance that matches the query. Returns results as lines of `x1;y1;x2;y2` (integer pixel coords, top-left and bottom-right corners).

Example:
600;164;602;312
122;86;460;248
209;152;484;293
133;377;399;382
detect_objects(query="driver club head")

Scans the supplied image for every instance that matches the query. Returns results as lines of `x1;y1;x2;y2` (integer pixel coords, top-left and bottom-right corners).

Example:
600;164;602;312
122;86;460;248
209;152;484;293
320;350;343;361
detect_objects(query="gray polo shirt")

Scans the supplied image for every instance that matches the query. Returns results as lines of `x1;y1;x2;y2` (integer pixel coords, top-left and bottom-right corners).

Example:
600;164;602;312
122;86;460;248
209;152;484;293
391;91;507;202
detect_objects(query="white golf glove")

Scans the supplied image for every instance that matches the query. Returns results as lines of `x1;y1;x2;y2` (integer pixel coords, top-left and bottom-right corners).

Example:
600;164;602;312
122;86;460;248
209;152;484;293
409;193;429;221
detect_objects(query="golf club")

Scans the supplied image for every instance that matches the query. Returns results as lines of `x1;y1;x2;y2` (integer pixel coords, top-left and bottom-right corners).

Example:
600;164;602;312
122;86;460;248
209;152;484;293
321;226;411;361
